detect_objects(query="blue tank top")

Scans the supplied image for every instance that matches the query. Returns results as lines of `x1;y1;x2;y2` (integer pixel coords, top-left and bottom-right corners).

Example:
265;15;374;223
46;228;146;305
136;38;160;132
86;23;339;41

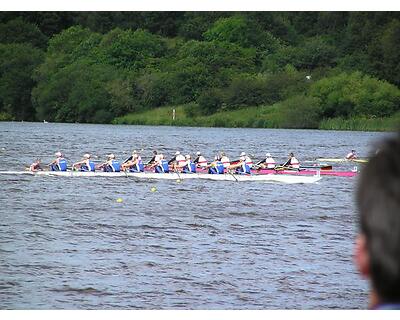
58;158;67;171
81;160;95;171
183;161;196;173
160;159;169;173
109;160;120;172
237;162;250;174
216;161;224;174
137;160;144;172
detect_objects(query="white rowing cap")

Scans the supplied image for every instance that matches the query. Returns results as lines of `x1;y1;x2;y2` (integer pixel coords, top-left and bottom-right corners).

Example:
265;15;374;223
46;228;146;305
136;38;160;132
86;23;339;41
55;151;62;157
107;154;115;159
83;154;91;159
240;152;246;156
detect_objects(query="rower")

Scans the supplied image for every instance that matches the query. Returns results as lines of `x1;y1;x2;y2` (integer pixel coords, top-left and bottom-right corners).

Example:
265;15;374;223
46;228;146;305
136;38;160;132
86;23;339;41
73;154;95;172
220;152;230;169
259;153;276;169
241;152;253;168
29;159;42;172
49;152;68;171
229;154;251;174
121;152;144;172
346;149;357;160
208;155;225;174
193;151;208;168
182;155;196;173
170;151;186;170
99;154;121;172
282;152;300;169
153;154;170;173
147;150;158;165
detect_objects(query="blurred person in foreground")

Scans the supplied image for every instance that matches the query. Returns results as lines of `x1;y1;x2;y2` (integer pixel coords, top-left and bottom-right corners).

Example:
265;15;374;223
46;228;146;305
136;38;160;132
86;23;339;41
355;132;400;309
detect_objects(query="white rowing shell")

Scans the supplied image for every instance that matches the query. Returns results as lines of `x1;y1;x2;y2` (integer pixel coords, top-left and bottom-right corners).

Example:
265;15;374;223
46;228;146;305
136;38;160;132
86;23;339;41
0;170;322;184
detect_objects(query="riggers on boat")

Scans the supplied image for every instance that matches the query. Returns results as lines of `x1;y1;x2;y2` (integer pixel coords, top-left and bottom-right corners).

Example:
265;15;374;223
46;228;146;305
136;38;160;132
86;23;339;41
0;170;322;184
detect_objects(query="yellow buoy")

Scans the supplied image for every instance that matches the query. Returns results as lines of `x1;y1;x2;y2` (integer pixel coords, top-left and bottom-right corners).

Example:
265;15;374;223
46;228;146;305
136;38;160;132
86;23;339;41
116;198;123;203
176;179;181;183
150;187;157;192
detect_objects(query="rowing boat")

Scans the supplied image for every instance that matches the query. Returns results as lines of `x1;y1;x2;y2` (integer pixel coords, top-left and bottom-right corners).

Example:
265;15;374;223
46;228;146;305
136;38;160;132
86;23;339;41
316;158;368;164
254;168;357;177
0;170;322;184
194;167;356;177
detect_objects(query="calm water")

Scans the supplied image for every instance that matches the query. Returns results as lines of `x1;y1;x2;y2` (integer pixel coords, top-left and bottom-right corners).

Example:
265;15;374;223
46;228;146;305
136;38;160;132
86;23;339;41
0;122;389;309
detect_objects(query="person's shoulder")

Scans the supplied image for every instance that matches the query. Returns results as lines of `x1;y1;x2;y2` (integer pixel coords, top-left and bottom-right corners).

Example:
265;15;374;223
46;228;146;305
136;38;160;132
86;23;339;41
374;303;400;310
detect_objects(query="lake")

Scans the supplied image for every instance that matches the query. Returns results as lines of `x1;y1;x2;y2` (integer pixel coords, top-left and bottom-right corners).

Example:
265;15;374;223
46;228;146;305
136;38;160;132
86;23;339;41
0;122;389;309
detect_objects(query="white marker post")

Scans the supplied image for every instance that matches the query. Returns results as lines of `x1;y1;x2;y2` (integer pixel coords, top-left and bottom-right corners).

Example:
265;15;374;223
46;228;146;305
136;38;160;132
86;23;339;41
172;108;176;121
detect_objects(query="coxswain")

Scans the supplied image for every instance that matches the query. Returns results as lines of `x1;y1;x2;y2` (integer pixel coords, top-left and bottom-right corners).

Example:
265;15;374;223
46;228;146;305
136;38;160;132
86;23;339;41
345;149;357;160
99;154;121;172
182;155;196;173
153;154;170;173
73;154;96;171
259;153;276;169
49;152;68;171
220;152;230;169
193;151;208;168
229;153;251;174
29;159;42;172
282;152;300;169
208;155;225;174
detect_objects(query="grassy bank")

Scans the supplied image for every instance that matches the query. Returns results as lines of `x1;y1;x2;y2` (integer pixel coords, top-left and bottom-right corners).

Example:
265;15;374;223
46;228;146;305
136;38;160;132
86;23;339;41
113;105;400;132
319;112;400;132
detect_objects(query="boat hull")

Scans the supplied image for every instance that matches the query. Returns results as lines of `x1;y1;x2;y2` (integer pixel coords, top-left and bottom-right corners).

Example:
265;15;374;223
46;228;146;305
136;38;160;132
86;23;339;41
0;170;322;184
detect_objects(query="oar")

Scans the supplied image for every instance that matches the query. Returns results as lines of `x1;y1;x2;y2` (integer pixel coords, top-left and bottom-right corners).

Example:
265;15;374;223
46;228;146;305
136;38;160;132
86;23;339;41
123;155;133;164
174;168;182;182
227;169;238;182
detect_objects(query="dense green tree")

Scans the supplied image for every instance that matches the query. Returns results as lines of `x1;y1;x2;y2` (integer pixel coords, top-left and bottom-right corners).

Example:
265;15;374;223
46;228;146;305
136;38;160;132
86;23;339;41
0;43;44;120
309;72;400;118
278;95;322;129
2;11;400;125
0;17;48;49
380;19;400;85
33;60;120;123
262;36;337;72
96;28;167;71
204;15;281;54
176;40;256;75
178;12;227;40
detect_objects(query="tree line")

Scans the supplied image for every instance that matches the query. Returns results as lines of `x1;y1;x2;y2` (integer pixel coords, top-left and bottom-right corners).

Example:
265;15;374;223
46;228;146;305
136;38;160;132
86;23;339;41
0;12;399;128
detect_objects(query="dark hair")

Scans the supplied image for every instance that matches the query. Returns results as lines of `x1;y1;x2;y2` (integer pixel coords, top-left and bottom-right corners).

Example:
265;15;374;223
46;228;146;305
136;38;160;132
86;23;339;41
357;132;400;303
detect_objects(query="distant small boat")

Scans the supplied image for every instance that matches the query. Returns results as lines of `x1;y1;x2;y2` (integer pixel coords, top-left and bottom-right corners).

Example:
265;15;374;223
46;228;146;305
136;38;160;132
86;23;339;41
43;120;48;123
316;158;368;164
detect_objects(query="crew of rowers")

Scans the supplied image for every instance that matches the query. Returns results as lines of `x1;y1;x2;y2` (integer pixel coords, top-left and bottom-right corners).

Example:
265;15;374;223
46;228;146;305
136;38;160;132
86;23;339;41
29;150;302;174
